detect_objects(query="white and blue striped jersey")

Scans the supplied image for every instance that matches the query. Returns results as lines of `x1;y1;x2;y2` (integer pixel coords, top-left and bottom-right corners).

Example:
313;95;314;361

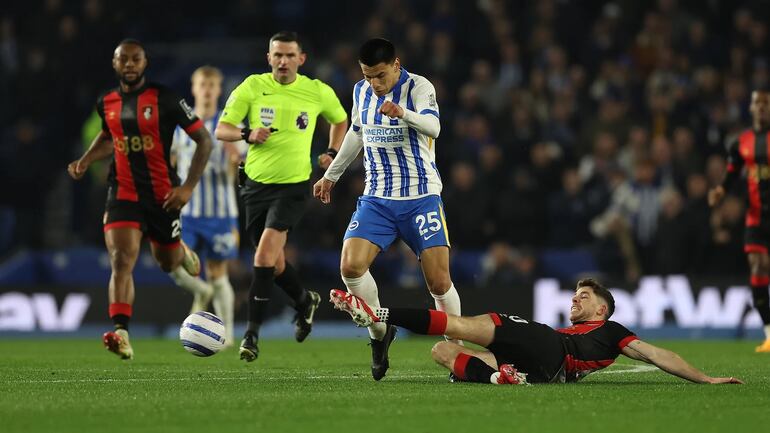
172;111;245;219
352;69;442;199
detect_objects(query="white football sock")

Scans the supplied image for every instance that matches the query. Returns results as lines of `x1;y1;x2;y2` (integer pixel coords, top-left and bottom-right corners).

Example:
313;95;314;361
342;270;387;340
432;284;462;342
211;275;235;343
432;283;461;316
764;324;770;340
169;266;212;296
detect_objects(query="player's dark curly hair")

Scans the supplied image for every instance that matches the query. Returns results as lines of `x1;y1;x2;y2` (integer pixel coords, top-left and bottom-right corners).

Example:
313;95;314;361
359;38;396;66
576;278;615;319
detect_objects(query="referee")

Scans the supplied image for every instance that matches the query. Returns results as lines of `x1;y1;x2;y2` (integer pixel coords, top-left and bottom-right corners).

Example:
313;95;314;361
216;31;348;362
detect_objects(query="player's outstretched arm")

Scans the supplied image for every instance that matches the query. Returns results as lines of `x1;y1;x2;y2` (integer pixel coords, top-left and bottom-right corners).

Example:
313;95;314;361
163;127;212;211
621;340;743;384
67;130;113;180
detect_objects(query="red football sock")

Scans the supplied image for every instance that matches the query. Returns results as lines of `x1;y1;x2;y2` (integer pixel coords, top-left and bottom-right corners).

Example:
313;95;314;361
109;303;132;330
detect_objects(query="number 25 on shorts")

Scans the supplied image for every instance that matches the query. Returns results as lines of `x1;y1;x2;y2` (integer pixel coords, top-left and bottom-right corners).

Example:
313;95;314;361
415;211;442;237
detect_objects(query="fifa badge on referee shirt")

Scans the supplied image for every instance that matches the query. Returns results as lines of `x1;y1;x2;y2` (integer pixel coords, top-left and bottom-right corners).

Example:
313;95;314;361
260;107;275;127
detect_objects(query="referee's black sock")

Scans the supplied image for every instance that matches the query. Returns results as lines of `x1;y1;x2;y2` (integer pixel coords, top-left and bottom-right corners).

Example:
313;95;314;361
378;308;448;336
275;262;309;310
246;266;274;337
453;353;496;383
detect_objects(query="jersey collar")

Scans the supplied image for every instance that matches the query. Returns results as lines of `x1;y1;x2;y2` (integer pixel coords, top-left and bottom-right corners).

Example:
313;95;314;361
270;73;302;88
572;320;606;325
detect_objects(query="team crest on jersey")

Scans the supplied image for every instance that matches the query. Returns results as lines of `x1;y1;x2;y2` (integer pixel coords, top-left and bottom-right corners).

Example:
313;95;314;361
142;106;153;120
348;220;359;231
296;111;309;130
260;107;275;126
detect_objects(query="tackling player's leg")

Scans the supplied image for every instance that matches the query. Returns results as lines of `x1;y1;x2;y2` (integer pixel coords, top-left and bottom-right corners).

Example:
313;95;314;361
329;290;521;384
103;226;142;360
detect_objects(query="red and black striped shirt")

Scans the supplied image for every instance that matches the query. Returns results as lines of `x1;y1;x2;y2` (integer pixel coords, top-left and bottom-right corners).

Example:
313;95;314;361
97;82;203;205
725;129;770;227
557;320;638;381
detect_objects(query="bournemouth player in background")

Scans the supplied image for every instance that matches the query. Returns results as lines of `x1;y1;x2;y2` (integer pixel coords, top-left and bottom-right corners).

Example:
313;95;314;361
709;89;770;353
68;39;213;359
171;66;246;346
331;278;742;385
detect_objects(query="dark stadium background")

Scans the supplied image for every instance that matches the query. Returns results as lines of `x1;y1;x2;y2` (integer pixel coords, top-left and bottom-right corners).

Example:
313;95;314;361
1;0;768;338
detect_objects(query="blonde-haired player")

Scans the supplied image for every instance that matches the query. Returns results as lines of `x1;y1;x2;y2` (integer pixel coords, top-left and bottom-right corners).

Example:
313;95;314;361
171;65;244;346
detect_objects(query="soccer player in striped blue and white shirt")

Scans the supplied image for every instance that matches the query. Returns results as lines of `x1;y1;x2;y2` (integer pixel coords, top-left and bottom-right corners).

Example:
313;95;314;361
171;66;245;345
314;38;462;380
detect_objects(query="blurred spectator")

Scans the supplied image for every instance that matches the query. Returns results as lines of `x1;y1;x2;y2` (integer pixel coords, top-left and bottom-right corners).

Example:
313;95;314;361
547;168;593;247
479;243;539;287
1;0;767;283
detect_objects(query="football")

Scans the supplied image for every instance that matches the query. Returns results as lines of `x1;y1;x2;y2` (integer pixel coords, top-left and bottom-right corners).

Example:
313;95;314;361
179;312;226;356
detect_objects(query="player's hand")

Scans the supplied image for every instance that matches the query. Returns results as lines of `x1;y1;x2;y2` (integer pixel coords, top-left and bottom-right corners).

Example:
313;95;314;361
163;185;193;212
249;127;272;144
317;154;333;170
379;101;404;118
707;376;743;384
313;177;336;204
67;158;89;180
708;186;725;207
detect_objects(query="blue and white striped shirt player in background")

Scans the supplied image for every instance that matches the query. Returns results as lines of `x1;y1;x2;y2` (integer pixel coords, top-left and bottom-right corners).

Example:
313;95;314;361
314;38;462;380
171;66;246;346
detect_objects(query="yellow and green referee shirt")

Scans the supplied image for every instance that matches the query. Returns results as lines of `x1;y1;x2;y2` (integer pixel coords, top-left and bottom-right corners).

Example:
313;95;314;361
220;73;347;184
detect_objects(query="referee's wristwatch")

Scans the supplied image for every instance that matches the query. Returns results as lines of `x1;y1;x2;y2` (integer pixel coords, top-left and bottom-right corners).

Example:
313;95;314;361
241;128;253;143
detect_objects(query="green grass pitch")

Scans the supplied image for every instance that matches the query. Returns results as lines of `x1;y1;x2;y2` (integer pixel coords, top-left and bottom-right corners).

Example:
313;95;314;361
0;337;768;433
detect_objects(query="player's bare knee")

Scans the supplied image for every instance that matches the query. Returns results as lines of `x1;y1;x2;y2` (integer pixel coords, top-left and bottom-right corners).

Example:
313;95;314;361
340;257;366;278
109;248;137;272
431;341;457;367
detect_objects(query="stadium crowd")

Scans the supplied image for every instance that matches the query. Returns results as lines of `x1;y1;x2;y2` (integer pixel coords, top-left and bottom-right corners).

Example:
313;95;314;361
1;0;768;284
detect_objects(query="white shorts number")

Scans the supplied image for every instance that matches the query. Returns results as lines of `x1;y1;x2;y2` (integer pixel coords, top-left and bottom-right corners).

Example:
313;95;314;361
171;219;181;238
501;314;528;324
415;211;442;236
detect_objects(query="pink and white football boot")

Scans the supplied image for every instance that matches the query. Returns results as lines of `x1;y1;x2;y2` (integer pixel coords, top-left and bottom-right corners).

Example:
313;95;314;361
329;289;382;327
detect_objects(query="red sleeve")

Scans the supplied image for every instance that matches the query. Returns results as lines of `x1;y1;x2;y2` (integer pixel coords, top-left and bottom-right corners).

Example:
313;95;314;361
183;119;204;134
618;335;639;350
606;321;638;350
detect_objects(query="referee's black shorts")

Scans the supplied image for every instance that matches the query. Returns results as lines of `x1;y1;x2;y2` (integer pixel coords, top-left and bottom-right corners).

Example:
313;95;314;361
241;178;309;247
486;313;566;383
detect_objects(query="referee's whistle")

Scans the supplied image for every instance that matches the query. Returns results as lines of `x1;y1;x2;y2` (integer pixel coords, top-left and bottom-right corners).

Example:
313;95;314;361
269;128;279;132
